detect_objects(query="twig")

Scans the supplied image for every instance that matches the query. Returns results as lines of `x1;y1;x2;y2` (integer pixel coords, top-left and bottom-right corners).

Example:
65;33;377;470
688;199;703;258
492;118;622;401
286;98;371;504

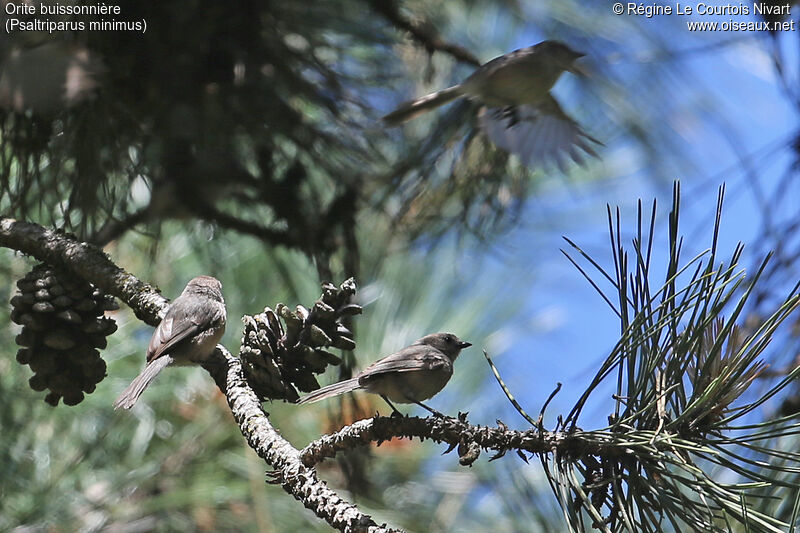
538;382;562;429
483;349;537;426
366;0;481;67
0;216;165;324
299;413;559;468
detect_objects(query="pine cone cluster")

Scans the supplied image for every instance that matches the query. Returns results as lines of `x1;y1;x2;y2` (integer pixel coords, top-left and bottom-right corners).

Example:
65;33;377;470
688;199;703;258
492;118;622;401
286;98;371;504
240;278;361;402
10;263;118;406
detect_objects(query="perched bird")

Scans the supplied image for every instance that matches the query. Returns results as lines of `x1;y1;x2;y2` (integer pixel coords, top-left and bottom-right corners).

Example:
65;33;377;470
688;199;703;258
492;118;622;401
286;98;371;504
298;332;471;415
114;276;227;409
383;40;600;170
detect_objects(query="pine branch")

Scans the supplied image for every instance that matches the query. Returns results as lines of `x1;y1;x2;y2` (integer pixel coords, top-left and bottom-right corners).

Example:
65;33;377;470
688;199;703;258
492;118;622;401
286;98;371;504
204;347;399;533
554;183;800;532
366;0;481;66
0;216;165;324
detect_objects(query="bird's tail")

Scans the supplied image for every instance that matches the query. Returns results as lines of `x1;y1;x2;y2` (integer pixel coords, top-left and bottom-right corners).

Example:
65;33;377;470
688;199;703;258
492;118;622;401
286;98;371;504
382;85;463;125
298;378;361;404
113;355;172;409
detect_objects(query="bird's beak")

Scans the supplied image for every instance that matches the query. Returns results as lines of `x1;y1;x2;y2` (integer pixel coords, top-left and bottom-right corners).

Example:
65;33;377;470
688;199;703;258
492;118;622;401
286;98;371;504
458;341;472;349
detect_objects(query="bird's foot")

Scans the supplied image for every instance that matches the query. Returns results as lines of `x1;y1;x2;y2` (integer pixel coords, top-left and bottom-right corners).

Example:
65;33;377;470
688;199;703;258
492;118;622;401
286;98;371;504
497;105;520;127
381;395;405;417
413;400;446;418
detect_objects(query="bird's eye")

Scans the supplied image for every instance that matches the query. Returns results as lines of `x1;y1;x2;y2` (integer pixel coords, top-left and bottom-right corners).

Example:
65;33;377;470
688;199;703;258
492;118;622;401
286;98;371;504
446;335;454;343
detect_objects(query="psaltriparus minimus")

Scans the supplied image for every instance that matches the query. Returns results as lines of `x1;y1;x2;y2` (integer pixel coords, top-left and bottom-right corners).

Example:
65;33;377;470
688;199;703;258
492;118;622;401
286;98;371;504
383;40;599;169
113;276;227;410
298;333;471;414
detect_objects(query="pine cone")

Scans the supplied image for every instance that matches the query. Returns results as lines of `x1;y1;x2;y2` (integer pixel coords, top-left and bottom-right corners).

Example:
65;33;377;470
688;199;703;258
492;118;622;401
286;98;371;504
240;278;360;402
10;263;118;406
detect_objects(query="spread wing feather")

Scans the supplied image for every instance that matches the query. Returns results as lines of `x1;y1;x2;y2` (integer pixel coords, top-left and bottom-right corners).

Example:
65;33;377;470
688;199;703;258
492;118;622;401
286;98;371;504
479;95;600;170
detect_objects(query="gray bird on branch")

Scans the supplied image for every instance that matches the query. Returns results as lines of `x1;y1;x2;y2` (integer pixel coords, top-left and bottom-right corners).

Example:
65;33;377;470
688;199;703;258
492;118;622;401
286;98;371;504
114;276;227;409
298;332;472;416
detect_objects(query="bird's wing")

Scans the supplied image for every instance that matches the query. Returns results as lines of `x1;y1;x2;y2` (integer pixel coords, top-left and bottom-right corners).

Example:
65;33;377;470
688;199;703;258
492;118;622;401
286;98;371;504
359;346;451;377
478;95;600;171
146;304;202;362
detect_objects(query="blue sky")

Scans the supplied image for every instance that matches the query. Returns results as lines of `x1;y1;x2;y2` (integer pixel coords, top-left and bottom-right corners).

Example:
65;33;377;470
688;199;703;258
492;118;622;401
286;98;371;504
446;13;800;430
